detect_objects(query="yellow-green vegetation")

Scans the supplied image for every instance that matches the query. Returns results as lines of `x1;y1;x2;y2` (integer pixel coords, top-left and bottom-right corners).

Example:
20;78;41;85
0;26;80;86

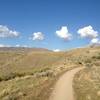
0;46;100;100
73;46;100;100
0;47;79;100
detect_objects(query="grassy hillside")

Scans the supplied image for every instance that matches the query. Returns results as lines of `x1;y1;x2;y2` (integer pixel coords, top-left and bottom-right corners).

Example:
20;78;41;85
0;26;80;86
73;46;100;100
0;47;78;100
0;46;100;100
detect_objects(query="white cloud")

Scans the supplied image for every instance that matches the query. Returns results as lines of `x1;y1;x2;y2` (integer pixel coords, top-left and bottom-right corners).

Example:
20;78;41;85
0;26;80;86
0;44;28;48
0;25;19;38
90;38;100;44
15;44;20;47
56;26;72;40
15;44;28;48
53;49;60;52
0;44;10;47
14;44;29;48
77;25;98;38
31;32;44;40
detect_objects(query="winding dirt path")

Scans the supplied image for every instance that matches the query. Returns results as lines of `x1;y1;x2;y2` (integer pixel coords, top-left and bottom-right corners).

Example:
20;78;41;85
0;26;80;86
49;67;83;100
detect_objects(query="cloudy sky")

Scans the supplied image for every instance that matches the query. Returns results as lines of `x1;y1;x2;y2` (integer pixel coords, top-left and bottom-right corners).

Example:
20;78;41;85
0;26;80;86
0;0;100;50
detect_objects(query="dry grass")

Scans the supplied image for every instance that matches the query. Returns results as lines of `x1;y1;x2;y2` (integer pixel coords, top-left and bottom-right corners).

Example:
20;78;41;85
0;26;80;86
0;46;100;100
0;48;72;100
73;47;100;100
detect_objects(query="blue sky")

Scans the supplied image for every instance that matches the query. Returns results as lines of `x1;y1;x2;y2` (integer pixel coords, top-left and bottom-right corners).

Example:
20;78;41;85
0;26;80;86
0;0;100;50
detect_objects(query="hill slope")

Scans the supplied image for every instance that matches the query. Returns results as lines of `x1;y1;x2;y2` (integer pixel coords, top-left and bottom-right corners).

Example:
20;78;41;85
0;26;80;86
0;46;100;100
73;46;100;100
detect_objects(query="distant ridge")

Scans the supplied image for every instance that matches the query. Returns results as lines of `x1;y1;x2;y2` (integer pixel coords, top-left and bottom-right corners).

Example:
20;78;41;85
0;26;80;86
90;43;100;48
0;47;52;52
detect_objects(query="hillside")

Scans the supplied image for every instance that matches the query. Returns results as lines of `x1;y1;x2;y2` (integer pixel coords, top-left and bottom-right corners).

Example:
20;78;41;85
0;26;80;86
0;47;69;100
0;47;51;52
73;46;100;100
0;46;100;100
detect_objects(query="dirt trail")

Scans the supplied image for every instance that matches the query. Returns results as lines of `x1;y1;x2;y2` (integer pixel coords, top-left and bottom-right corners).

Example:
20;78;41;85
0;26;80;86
49;67;83;100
